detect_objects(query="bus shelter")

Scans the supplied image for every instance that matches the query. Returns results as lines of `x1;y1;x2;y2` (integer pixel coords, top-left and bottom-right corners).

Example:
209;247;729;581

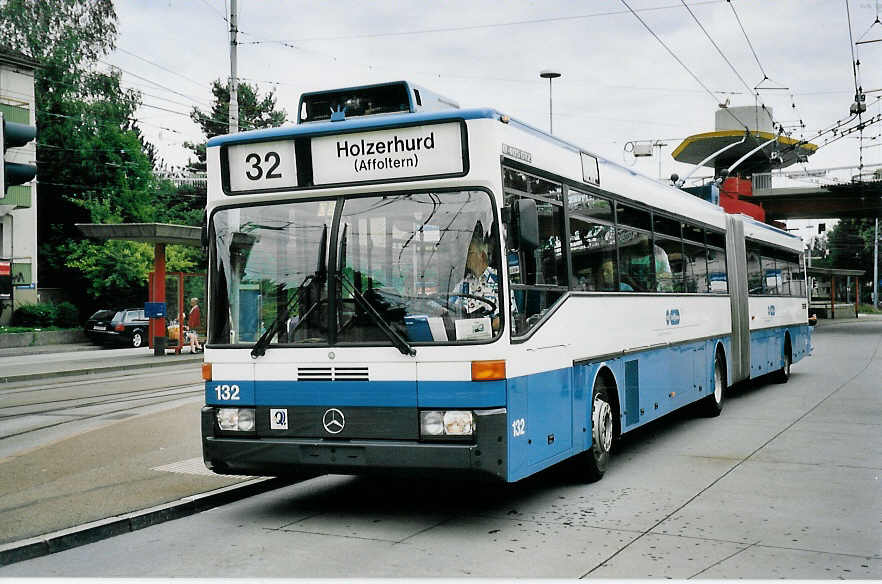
807;266;864;319
75;222;203;355
149;270;206;353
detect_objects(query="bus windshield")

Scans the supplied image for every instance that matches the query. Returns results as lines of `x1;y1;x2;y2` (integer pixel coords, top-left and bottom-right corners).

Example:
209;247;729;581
210;190;501;347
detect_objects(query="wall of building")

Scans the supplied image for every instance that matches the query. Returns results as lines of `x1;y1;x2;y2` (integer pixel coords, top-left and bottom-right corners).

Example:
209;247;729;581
0;57;39;323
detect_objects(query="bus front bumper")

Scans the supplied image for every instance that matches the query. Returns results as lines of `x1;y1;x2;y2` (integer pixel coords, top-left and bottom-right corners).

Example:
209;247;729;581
201;407;508;481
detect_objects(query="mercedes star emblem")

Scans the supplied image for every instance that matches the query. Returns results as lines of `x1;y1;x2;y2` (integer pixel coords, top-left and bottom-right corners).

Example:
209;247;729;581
322;408;345;434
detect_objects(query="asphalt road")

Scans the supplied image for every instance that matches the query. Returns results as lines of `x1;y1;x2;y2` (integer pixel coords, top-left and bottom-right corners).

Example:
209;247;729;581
1;319;880;577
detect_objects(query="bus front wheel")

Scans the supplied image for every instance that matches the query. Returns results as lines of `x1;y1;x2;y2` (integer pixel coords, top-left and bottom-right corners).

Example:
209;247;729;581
575;381;613;483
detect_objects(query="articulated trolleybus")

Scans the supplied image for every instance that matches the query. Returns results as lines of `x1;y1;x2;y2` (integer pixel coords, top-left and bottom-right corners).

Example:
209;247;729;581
201;81;811;483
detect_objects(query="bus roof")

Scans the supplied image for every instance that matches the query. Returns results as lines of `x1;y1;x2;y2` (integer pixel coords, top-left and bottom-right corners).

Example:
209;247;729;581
206;108;501;148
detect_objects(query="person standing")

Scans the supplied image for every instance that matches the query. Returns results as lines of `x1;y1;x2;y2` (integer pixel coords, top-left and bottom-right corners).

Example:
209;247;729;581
186;297;202;353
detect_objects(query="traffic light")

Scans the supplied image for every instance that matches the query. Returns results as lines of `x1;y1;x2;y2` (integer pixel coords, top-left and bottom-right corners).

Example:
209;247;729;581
1;111;37;195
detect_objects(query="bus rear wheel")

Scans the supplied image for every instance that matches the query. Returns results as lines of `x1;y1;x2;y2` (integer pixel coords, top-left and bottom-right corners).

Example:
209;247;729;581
699;353;725;417
575;381;613;483
775;346;792;383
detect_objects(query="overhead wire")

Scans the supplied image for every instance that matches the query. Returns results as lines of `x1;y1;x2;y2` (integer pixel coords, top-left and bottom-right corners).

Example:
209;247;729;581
680;0;755;98
244;1;723;45
619;0;750;133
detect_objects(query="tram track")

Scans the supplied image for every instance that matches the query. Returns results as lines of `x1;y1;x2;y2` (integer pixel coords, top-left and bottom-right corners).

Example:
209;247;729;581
0;385;203;441
0;382;202;418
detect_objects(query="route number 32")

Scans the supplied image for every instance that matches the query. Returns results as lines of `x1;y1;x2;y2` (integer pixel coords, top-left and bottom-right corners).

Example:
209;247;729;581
214;384;240;401
245;152;282;181
512;418;526;437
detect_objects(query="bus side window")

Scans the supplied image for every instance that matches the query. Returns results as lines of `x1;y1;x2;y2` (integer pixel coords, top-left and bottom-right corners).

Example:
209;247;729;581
683;241;708;293
707;246;728;293
569;216;617;292
746;244;763;294
617;228;654;292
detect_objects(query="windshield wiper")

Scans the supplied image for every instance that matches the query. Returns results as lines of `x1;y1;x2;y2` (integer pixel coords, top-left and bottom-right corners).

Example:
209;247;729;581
336;273;416;357
336;223;415;357
250;225;327;359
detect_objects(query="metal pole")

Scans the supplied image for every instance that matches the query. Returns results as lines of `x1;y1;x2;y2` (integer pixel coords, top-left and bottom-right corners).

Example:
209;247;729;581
540;70;561;135
874;217;879;309
228;0;239;134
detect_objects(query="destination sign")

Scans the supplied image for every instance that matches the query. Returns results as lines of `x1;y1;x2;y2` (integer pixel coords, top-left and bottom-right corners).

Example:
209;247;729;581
311;122;464;185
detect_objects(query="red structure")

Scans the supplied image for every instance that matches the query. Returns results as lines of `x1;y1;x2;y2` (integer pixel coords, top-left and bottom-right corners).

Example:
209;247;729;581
719;177;765;222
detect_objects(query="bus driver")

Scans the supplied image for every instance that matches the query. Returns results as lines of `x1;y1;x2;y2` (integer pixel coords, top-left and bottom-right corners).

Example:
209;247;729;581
451;224;501;331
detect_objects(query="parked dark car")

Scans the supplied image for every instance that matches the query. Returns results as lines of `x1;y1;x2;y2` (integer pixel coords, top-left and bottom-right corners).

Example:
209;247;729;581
85;308;149;348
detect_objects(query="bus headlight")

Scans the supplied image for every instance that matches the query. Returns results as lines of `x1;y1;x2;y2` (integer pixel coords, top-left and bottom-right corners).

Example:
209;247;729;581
216;407;256;432
420;410;474;437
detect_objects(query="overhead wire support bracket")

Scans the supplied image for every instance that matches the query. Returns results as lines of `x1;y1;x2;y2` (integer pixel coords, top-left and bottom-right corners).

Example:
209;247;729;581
675;133;748;188
727;132;782;176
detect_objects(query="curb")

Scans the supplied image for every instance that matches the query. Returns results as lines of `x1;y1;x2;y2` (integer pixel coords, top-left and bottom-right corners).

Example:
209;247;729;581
0;354;203;384
0;476;293;567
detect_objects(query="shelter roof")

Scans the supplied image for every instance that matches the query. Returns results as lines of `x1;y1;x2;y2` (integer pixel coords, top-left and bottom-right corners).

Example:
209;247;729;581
672;130;817;170
76;223;201;246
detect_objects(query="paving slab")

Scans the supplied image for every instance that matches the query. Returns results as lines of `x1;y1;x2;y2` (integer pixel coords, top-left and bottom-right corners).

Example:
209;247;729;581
699;544;882;579
586;532;750;579
652;459;882;557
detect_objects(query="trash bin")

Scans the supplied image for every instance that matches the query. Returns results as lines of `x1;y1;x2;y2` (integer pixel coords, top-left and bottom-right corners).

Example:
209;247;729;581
153;335;167;356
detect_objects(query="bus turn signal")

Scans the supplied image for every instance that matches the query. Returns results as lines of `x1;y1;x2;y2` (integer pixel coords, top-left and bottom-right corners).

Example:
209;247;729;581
471;360;506;381
202;362;213;381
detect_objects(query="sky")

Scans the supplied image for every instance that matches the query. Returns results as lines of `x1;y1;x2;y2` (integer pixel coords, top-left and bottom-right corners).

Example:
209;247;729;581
107;0;882;238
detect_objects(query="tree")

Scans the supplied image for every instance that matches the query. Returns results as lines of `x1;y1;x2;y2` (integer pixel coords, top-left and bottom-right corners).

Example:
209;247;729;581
184;79;287;172
0;0;204;313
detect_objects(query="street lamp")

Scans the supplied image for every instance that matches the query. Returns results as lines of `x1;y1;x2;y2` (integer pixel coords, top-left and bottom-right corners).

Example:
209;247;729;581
539;70;561;134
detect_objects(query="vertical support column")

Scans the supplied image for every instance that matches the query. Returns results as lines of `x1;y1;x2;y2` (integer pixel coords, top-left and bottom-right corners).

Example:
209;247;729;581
874;218;879;309
831;276;836;320
856;277;860;318
153;243;167;356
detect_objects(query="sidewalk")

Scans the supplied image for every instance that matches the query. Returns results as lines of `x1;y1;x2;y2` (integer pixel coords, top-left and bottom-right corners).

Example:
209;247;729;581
0;343;287;565
0;344;203;384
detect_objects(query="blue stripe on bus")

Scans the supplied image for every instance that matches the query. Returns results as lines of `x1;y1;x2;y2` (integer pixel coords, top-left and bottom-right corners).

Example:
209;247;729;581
205;379;506;408
206;108;501;147
204;325;811;418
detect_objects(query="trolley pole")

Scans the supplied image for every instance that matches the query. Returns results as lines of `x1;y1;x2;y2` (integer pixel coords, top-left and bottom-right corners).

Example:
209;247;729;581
228;0;239;134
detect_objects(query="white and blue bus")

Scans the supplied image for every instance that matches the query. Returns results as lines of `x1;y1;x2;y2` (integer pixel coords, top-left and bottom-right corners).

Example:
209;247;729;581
201;81;811;483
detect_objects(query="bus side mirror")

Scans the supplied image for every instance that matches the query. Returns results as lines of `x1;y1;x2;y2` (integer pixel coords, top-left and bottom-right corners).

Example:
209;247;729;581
513;198;540;249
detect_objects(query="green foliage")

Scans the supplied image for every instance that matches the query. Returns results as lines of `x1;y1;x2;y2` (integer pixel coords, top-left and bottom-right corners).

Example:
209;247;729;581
823;218;874;270
185;79;287;172
54;301;80;327
11;303;57;327
9;301;79;328
65;239;153;307
0;0;208;317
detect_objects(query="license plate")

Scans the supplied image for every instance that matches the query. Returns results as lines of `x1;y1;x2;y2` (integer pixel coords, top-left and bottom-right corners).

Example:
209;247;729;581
93;325;106;331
